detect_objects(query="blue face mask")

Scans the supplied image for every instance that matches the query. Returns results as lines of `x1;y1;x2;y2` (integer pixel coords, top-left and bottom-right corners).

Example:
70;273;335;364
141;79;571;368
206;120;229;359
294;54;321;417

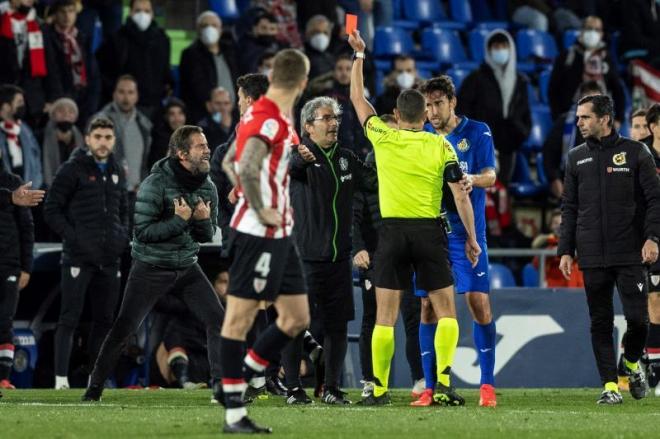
490;48;510;66
212;112;222;124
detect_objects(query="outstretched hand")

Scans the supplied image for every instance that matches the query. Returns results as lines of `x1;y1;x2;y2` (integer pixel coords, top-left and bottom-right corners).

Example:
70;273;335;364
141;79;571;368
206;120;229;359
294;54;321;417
348;29;366;52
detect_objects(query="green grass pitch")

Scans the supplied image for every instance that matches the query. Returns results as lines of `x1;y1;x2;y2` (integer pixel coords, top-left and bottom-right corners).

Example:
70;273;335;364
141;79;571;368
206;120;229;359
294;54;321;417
1;388;659;438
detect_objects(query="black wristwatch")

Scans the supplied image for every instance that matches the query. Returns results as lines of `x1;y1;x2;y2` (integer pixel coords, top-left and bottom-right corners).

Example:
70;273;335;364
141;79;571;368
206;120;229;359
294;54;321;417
648;235;660;244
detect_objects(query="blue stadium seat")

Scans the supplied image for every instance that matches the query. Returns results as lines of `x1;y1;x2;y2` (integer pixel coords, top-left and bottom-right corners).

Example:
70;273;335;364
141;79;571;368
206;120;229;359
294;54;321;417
395;0;465;30
470;0;508;22
536;152;548;186
449;0;472;25
468;28;490;62
373;27;414;58
416;60;441;74
374;59;392;72
539;68;551;104
445;67;470;91
562;29;580;49
509;152;546;197
91;19;103;53
208;0;240;21
421;28;467;66
516;29;558;63
523;105;553;151
489;263;516;288
522;263;539;287
527;82;540;106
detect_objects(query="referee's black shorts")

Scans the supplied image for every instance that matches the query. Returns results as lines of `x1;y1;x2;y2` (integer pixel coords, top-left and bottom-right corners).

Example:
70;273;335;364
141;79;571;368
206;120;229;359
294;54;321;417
373;218;453;291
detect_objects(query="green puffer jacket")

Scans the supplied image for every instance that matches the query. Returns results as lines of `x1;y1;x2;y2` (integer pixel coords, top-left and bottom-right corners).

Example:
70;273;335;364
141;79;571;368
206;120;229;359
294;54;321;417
131;157;218;269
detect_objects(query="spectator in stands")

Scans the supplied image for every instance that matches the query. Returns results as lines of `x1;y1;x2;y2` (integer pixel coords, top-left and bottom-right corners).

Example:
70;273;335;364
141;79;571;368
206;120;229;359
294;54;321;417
95;75;152;193
543;80;604;199
41;97;84;187
44;116;128;390
630;108;650;142
296;0;338;36
77;0;123;43
338;0;393;51
0;0;63;126
237;10;287;75
0;84;43;189
96;0;171;119
179;10;238;125
510;0;551;32
197;87;234;152
45;0;100;126
374;55;422;115
531;209;583;288
303;15;335;81
457;30;531;186
257;50;276;77
149;97;186;169
548;16;625;124
253;0;302;49
0;146;34;391
619;0;660;68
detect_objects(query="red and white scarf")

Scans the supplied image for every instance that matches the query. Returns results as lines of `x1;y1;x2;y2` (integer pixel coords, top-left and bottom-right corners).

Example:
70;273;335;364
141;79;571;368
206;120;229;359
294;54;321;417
58;27;87;87
0;3;47;77
1;120;22;169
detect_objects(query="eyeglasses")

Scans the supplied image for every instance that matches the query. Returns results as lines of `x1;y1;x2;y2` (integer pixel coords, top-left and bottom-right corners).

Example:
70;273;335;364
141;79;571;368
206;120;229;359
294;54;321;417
311;114;341;123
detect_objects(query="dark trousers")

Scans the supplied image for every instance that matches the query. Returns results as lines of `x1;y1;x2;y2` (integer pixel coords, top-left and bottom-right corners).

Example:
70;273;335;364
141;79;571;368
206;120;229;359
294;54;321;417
0;268;19;379
55;263;121;376
583;265;649;385
89;260;224;387
358;269;423;383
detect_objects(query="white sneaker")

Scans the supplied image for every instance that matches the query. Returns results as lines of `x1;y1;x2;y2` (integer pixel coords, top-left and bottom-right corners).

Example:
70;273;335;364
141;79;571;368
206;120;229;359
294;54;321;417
55;375;70;390
361;380;374;398
411;378;425;398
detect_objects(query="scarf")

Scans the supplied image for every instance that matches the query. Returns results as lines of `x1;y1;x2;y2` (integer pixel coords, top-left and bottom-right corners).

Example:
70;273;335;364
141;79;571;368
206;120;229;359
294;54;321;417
1;120;22;169
485;30;517;119
57;26;87;87
0;3;47;77
169;157;208;191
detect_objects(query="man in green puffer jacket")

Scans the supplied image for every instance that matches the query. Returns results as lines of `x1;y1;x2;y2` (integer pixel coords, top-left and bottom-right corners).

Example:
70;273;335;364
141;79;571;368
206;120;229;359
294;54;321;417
83;125;225;401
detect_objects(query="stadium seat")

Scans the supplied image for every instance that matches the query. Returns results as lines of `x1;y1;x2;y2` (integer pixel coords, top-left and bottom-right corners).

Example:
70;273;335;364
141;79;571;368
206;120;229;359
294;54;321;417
208;0;240;21
527;82;540;106
468;28;490;63
416;60;441;73
373;27;414;58
395;0;465;30
562;29;580;49
516;29;558;63
523;105;553;151
536;152;548;186
446;67;470;91
91;19;103;53
539;68;551;104
489;263;516;288
522;263;539;287
421;28;468;66
374;59;392;72
509;152;546;197
449;0;472;25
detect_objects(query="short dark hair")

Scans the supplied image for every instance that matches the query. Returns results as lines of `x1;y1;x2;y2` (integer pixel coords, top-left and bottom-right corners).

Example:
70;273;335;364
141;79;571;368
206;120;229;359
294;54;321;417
270;49;309;89
87;116;114;134
380;114;397;124
577;80;604;97
258;50;276;67
115;74;138;90
394;54;414;64
164;97;186;114
237;73;269;100
396;89;426;123
335;53;352;64
129;0;151;9
631;108;647;120
419;75;456;100
168;125;204;157
253;10;276;26
646;104;660;126
577;94;614;127
487;31;509;49
49;0;77;14
0;84;23;107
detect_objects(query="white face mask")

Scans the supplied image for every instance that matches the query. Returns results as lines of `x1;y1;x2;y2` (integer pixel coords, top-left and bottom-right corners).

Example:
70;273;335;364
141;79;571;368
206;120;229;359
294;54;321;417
309;33;330;52
201;25;220;46
396;71;415;90
581;30;602;49
132;11;152;31
490;48;510;66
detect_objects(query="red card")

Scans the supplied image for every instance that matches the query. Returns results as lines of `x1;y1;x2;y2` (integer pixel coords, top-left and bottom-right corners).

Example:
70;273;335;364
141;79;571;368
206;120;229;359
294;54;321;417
345;14;358;35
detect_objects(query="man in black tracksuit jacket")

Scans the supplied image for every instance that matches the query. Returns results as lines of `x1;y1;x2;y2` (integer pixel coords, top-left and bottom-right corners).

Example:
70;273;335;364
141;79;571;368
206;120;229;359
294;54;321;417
287;96;375;404
558;95;660;404
0;159;34;390
352;151;423;397
44;117;129;389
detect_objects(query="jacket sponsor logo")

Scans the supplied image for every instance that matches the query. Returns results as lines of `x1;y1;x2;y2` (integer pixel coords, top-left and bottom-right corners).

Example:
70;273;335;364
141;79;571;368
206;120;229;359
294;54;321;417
70;267;80;278
613;152;627;166
253;278;267;293
607;167;630;173
260;119;279;141
457;138;470;152
339;157;348;171
112;174;119;184
637;282;644;292
340;173;352;182
367;120;386;134
7;275;16;282
577;157;593;166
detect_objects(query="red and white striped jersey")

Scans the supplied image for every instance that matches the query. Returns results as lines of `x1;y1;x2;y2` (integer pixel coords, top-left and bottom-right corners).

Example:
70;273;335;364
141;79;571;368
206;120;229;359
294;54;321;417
230;96;299;239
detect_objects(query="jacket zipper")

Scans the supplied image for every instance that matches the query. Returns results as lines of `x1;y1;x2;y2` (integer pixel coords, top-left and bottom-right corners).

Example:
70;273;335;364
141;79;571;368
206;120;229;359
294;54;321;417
322;144;339;262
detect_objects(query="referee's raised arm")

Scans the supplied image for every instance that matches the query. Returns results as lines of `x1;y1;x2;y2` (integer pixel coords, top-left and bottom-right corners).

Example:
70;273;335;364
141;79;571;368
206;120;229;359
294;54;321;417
348;30;376;126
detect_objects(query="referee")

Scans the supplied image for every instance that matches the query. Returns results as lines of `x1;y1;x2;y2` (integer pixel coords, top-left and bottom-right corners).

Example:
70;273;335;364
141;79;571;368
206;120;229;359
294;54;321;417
348;30;481;406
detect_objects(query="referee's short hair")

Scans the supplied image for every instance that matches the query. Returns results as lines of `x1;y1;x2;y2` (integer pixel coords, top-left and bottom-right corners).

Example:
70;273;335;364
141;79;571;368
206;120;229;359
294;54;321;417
270;49;310;90
396;89;426;123
577;94;614;128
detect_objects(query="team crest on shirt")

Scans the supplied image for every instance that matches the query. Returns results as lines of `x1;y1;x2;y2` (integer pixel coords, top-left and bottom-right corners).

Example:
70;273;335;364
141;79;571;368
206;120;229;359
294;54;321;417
613;152;626;166
112;174;119;184
652;275;660;287
260;119;279;141
457;138;470;152
70;267;80;278
339;157;348;171
253;278;267;293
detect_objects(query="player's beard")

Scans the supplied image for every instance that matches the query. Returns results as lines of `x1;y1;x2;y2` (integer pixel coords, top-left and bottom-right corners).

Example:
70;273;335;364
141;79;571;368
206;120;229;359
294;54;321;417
190;155;211;175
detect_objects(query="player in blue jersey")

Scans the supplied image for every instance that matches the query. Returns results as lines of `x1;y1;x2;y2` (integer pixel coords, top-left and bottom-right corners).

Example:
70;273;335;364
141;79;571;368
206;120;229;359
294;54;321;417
412;76;498;407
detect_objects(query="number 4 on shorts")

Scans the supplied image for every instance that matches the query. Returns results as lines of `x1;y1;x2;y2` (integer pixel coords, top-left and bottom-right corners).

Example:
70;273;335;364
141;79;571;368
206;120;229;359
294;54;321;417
253;252;271;293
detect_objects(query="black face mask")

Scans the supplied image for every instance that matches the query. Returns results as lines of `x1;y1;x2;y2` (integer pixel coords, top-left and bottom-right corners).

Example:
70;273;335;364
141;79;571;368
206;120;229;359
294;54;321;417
17;5;31;15
56;121;74;132
14;105;26;121
256;35;275;45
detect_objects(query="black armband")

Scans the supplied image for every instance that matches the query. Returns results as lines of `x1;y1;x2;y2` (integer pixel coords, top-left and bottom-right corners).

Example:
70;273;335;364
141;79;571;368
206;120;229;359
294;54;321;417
444;161;464;183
